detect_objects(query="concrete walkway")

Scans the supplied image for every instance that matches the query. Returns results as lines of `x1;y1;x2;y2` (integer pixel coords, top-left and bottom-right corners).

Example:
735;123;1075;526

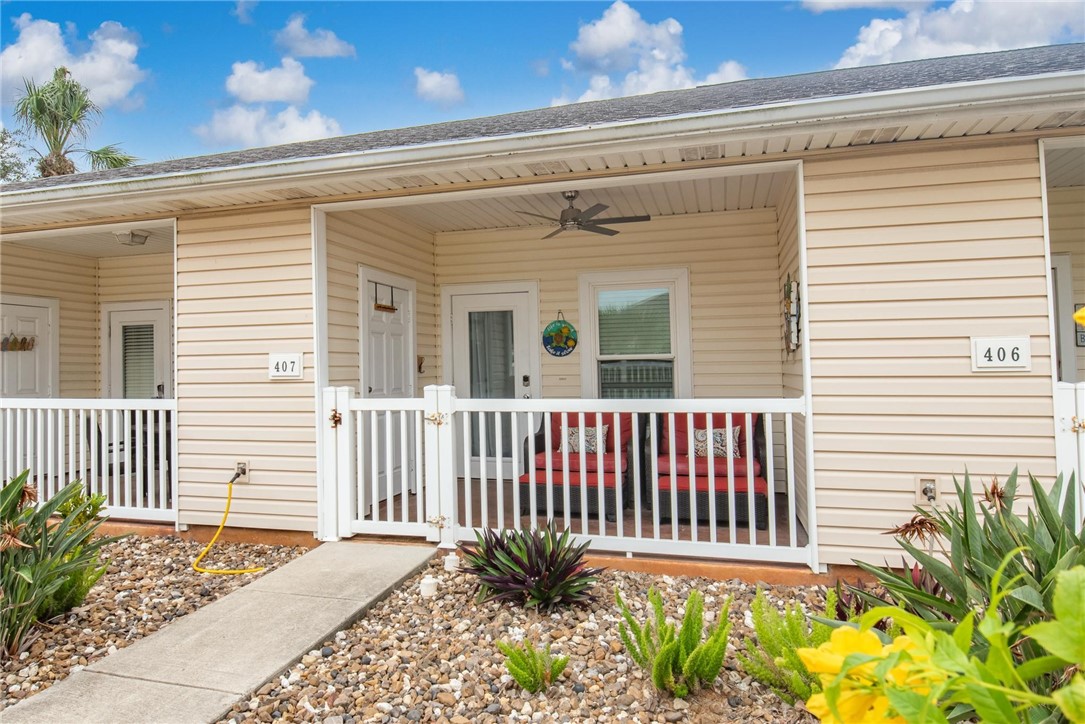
3;542;435;724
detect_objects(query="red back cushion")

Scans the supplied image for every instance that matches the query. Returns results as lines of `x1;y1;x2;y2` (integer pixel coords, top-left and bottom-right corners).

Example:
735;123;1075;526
547;412;633;453
659;413;759;455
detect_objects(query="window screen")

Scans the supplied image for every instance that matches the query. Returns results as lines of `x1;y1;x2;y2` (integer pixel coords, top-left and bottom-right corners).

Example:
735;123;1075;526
596;286;674;398
122;324;156;399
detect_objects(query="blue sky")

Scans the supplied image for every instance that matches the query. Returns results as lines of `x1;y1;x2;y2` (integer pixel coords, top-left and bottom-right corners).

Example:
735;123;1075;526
1;1;1082;169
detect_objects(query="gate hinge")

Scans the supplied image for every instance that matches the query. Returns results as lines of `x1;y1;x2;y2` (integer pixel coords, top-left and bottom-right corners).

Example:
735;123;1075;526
425;412;447;426
1072;416;1084;434
329;409;343;428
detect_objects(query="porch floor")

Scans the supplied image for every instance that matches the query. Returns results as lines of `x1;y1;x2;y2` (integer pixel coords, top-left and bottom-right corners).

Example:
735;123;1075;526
368;482;807;548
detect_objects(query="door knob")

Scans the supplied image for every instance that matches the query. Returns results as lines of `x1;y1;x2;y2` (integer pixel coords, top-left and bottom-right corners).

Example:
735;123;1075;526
523;393;531;399
368;386;373;393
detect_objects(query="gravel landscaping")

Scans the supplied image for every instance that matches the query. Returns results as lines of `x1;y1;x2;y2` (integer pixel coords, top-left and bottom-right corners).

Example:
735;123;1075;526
223;558;821;723
1;535;307;711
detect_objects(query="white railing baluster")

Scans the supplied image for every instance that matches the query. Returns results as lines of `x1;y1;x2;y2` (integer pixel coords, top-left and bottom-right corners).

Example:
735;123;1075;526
632;412;642;540
577;412;587;534
383;409;393;522
414;411;424;524
355;411;365;523
686;412;697;543
495;411;504;531
707;415;717;544
511;412;520;531
765;413;777;547
399;411;409;523
667;413;678;542
369;410;380;522
786;413;797;549
528;411;538;531
726;413;737;545
561;412;571;531
479;412;489;529
613;412;623;539
745;413;756;546
543;412;553;526
650;414;660;540
462;410;473;531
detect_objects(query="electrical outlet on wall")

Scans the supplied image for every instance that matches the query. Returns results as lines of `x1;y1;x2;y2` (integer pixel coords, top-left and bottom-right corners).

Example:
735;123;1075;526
914;475;940;505
234;461;250;484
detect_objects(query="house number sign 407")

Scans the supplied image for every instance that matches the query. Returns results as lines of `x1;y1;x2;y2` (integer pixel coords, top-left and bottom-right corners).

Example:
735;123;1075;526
268;353;304;379
971;336;1031;372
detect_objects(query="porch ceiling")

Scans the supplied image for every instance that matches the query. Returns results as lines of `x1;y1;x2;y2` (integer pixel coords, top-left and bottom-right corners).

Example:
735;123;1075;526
1045;146;1085;187
1;219;173;258
375;170;792;234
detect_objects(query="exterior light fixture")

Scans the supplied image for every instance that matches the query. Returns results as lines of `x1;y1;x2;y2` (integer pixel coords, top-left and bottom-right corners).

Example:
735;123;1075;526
115;230;150;246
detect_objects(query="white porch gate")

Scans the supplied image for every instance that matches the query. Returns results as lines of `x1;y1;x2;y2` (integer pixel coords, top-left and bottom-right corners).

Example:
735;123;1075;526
322;385;817;569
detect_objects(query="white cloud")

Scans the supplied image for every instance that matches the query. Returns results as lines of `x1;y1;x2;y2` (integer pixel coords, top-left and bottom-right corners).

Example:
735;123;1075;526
232;1;257;24
803;0;931;13
225;57;313;104
0;13;146;107
562;1;747;102
275;14;355;58
194;104;341;148
834;0;1084;68
703;60;748;85
413;67;465;106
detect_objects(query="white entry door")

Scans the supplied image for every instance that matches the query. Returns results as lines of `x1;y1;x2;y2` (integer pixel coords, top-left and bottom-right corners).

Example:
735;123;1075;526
360;270;415;511
105;303;171;399
0;296;57;398
1052;255;1083;501
450;290;538;477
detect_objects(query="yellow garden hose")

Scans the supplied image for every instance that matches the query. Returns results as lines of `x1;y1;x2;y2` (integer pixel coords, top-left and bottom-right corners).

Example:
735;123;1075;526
192;475;266;575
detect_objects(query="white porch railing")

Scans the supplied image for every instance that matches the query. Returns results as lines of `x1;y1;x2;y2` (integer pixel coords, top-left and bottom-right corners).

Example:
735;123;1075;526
1;398;177;523
323;385;815;569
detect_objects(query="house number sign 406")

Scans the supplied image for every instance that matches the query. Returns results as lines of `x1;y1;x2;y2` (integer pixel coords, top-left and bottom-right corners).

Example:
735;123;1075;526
971;336;1031;372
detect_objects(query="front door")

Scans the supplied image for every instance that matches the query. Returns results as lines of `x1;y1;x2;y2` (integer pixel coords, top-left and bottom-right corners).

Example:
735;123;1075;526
450;291;536;477
0;296;57;399
106;304;171;399
360;271;415;512
1052;255;1084;498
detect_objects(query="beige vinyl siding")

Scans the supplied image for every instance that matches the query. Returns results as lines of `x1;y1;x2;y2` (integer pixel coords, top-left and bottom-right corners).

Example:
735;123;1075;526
435;209;784;398
325;209;438;391
98;253;174;304
804;142;1055;565
1;242;98;397
175;207;316;533
1048;186;1085;380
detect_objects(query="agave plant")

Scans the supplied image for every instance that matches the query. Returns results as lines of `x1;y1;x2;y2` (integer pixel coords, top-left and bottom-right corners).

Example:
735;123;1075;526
458;521;603;611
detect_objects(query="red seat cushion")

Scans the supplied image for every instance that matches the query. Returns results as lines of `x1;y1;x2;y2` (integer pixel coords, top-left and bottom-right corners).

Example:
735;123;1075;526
655;474;769;495
533;451;625;473
656;455;761;478
518;470;622;488
659;413;759;456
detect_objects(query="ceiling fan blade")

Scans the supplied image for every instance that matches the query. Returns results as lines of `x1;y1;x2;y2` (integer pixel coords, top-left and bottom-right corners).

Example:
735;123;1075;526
593;214;651;225
581;224;620;236
542;227;566;239
578;203;609;221
516;210;558;222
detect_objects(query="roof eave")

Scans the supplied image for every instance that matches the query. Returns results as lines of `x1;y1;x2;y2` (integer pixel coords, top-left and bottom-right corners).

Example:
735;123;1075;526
2;70;1082;212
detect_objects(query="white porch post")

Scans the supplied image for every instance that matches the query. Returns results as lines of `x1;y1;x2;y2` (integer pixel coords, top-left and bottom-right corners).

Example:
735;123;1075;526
333;387;356;539
425;384;457;548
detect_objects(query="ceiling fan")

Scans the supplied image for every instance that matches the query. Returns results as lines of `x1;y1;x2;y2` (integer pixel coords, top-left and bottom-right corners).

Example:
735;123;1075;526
516;190;650;239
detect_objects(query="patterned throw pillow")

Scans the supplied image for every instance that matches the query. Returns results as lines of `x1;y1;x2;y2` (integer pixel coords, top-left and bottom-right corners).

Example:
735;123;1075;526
692;426;742;458
560;424;609;454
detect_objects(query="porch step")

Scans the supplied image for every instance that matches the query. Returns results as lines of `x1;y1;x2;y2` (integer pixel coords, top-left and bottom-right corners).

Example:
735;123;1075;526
2;541;435;724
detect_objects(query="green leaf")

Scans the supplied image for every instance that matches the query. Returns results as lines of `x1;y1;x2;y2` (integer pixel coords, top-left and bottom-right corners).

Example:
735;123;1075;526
1025;567;1085;667
886;688;950;724
1052;673;1085;724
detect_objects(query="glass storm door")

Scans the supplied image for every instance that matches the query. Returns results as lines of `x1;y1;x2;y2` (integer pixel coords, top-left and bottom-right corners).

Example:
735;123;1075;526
451;292;533;478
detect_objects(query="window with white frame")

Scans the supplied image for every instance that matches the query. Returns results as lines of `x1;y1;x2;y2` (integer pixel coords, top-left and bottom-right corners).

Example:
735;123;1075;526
579;269;692;398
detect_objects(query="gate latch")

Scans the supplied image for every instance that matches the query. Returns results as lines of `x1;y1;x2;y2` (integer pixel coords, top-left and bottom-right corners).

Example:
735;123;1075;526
1072;416;1084;434
329;409;342;428
425;413;447;426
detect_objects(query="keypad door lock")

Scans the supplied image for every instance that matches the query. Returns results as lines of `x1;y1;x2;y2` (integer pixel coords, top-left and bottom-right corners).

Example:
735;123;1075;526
522;374;530;387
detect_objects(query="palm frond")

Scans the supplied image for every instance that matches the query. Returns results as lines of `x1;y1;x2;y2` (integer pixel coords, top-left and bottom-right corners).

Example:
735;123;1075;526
83;145;138;171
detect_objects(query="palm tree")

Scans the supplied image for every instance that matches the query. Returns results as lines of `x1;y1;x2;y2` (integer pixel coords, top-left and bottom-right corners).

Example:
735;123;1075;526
14;67;137;177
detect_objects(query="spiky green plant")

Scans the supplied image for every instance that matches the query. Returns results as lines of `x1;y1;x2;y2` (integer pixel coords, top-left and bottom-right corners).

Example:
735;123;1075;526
41;488;110;619
734;587;834;705
458;520;603;611
1;471;120;659
615;586;732;699
497;639;569;694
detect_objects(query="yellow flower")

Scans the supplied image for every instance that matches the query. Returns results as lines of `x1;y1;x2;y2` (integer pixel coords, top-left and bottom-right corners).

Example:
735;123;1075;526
798;626;884;677
806;689;905;724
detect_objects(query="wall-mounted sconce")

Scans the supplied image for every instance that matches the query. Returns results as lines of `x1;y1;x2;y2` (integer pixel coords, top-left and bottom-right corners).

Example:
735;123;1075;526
114;230;150;246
